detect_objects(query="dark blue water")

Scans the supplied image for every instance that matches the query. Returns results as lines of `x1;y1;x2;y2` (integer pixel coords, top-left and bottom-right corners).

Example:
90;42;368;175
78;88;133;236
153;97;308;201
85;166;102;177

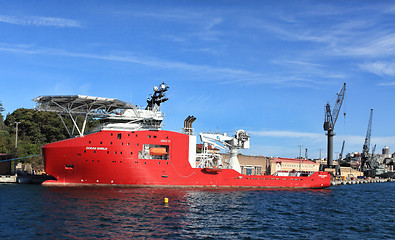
1;183;394;239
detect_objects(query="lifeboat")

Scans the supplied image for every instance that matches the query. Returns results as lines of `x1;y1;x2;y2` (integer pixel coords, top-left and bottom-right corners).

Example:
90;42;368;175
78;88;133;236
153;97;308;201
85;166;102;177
149;148;167;156
202;167;223;174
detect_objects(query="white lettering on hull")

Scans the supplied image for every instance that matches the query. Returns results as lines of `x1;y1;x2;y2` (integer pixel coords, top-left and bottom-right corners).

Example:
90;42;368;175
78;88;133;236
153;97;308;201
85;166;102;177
86;147;108;150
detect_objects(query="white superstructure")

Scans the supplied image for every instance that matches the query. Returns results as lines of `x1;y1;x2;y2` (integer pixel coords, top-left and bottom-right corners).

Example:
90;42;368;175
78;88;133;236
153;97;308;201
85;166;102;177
33;83;169;136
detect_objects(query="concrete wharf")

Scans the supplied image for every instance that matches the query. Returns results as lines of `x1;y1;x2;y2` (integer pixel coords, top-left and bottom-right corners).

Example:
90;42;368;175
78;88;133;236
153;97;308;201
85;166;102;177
331;178;394;186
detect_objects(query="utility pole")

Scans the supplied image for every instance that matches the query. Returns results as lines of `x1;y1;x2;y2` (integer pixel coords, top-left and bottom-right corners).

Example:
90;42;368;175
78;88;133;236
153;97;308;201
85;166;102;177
299;145;302;159
14;122;21;174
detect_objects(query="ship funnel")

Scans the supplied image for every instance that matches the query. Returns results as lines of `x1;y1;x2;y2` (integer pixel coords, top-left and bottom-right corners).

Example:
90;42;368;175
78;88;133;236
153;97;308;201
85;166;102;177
183;115;196;135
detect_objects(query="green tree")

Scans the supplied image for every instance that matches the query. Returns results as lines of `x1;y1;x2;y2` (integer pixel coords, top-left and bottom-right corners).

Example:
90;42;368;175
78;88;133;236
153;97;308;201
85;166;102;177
4;108;100;171
0;101;5;126
0;101;9;153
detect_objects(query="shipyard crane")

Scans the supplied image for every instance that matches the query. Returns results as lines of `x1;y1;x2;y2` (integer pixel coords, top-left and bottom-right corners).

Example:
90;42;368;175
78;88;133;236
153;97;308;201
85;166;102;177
323;83;346;167
198;130;250;173
335;140;345;176
371;144;376;158
338;140;345;164
361;109;376;177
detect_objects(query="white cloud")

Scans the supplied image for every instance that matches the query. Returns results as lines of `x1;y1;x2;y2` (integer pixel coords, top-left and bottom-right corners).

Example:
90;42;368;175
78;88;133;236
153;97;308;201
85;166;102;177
250;130;322;141
337;33;395;57
378;81;395;86
0;43;326;87
0;15;82;28
359;61;395;77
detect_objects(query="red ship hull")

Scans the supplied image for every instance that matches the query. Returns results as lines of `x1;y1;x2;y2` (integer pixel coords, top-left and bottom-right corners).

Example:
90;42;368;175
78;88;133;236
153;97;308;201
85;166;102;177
42;130;331;189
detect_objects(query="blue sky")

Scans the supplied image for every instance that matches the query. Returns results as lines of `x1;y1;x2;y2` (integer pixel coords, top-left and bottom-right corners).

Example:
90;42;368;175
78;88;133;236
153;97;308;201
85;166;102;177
1;0;395;159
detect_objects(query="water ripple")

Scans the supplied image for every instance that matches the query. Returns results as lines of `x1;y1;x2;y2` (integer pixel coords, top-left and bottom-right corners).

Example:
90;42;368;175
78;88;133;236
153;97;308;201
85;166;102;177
0;183;394;239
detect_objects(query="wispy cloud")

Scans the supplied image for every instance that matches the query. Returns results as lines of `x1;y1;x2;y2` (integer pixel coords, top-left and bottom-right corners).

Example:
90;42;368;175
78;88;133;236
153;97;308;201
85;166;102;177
251;130;395;150
335;33;395;58
250;130;323;141
378;81;395;86
359;61;395;77
0;15;82;28
0;43;326;87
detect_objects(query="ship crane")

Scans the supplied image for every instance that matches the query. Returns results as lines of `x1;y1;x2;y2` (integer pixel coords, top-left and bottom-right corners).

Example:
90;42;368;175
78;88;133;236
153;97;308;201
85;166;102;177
198;130;250;173
361;109;376;177
323;83;346;168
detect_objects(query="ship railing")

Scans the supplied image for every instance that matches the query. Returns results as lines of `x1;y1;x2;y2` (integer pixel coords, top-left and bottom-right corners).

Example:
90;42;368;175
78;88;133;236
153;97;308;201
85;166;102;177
181;127;194;135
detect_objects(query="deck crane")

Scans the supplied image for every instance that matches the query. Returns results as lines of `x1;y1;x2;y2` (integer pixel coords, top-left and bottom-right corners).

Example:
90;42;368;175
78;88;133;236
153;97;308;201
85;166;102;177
323;83;346;167
198;130;250;173
361;109;376;177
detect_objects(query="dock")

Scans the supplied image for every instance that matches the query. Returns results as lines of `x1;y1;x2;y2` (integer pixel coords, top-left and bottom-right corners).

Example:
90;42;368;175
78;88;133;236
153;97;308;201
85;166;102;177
0;174;54;184
331;178;394;186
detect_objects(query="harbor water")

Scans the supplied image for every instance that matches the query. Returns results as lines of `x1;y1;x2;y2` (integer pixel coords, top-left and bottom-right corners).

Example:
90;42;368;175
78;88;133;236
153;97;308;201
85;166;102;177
1;183;394;239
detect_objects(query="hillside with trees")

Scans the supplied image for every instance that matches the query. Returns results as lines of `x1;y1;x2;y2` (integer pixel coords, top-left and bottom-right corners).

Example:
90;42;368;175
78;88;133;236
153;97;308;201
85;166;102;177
0;101;99;172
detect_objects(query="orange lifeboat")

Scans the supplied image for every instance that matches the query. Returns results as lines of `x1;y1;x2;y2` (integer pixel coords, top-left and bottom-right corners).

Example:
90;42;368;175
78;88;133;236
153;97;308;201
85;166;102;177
202;167;222;174
149;148;167;156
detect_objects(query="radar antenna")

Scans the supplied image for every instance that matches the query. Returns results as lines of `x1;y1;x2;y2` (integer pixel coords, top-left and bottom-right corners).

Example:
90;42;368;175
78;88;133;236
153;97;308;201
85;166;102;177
146;82;169;111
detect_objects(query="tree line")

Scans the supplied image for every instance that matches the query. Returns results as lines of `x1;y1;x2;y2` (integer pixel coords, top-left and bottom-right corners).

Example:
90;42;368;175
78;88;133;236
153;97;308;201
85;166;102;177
0;101;99;172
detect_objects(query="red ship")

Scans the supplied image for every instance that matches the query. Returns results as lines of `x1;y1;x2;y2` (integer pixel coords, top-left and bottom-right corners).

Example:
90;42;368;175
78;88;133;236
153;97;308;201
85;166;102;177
34;83;330;189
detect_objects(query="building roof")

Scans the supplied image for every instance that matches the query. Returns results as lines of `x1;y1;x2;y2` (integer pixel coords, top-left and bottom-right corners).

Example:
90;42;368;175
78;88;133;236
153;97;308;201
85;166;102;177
272;157;319;165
